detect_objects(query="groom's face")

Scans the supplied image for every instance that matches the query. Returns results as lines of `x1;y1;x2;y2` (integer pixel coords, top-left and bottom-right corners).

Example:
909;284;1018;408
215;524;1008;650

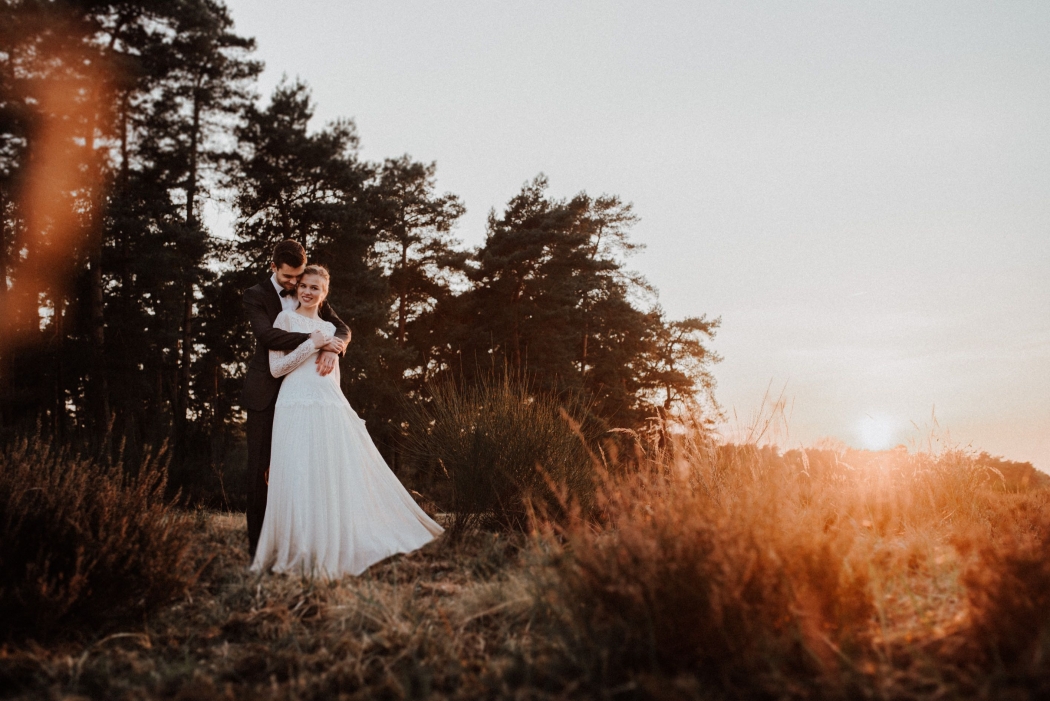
271;262;306;291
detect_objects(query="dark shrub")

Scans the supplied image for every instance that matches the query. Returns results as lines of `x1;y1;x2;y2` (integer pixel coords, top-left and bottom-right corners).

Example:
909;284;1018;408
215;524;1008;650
0;436;196;640
405;375;595;536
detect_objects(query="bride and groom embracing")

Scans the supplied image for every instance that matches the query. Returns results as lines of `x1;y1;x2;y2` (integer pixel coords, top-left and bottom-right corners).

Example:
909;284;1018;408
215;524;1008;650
242;239;443;578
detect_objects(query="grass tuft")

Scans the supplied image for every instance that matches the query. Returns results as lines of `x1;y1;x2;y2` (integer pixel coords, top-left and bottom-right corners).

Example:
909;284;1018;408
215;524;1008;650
529;446;875;696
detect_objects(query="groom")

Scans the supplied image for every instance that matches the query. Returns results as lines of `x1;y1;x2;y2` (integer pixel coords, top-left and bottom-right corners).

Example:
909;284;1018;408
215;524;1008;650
242;239;350;557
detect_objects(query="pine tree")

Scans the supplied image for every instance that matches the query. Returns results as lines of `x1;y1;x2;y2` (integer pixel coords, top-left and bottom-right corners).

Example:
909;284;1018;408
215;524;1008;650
143;0;260;445
447;176;720;427
369;156;465;351
234;80;364;260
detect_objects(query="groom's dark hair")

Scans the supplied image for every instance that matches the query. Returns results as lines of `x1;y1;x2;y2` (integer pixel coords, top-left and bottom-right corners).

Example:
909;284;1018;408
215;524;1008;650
272;239;307;269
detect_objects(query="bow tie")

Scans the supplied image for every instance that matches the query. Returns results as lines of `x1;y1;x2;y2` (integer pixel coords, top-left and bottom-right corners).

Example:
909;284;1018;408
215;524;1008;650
279;288;296;298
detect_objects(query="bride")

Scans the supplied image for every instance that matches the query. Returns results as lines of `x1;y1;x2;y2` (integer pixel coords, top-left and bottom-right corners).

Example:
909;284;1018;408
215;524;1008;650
251;264;443;578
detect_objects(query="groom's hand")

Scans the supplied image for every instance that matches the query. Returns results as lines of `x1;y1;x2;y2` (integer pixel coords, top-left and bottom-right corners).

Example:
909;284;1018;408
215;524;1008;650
316;350;339;376
322;336;347;354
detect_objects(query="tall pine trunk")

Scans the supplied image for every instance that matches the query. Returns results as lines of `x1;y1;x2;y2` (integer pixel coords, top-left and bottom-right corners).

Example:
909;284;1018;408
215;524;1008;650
53;296;67;436
511;281;523;371
0;187;8;427
176;95;201;440
119;91;130;187
397;236;408;347
88;239;108;415
0;187;7;301
581;321;588;376
178;288;194;429
86;91;111;432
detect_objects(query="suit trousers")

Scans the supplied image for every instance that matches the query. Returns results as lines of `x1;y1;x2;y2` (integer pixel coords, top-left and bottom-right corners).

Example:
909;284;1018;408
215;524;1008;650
246;398;277;557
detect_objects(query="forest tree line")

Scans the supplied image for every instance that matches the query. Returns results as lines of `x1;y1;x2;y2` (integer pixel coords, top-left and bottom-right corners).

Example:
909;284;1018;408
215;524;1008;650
0;0;720;504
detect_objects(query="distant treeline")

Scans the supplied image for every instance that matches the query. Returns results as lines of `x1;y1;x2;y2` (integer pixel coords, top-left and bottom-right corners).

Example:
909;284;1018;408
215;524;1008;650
0;0;720;503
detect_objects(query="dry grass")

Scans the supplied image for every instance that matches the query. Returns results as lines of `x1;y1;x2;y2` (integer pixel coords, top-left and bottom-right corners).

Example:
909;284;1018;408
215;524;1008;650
0;514;536;700
954;491;1050;680
516;429;1049;700
0;426;1047;700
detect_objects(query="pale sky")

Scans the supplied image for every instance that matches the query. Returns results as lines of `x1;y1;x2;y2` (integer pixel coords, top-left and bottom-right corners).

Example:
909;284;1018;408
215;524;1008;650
220;0;1050;470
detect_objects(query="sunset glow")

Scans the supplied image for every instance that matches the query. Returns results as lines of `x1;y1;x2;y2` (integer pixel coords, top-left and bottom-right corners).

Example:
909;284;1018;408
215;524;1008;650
856;413;901;451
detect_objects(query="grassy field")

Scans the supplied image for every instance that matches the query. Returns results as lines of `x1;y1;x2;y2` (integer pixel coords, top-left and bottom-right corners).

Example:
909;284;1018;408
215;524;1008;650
1;429;1048;700
1;512;542;699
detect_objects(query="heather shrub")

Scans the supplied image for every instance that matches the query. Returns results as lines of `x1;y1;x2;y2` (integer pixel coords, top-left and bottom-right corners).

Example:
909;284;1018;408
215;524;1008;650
405;375;595;536
0;435;197;640
531;452;875;695
975;452;1050;492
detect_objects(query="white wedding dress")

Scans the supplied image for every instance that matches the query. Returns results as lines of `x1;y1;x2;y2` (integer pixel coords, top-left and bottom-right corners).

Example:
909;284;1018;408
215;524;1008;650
250;310;443;578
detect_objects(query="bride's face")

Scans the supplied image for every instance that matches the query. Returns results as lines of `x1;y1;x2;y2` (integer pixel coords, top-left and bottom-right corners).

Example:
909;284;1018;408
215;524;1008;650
297;275;327;309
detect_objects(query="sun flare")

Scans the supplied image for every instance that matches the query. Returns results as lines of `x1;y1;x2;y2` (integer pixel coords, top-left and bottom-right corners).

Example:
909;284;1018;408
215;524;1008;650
856;412;899;451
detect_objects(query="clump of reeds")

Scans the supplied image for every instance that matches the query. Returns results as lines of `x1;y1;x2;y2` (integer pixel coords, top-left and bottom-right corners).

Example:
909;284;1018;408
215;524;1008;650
405;374;596;536
0;435;197;640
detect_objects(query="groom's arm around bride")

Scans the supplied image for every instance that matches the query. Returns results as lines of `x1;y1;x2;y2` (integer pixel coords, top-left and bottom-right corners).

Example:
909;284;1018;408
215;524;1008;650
243;286;349;367
242;284;349;412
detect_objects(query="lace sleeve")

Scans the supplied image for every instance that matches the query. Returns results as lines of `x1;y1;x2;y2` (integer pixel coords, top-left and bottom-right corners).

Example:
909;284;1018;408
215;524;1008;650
269;313;324;378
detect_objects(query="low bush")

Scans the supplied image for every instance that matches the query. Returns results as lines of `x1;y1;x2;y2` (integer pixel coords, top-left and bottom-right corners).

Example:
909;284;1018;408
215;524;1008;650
405;375;596;536
532;461;874;696
0;435;197;640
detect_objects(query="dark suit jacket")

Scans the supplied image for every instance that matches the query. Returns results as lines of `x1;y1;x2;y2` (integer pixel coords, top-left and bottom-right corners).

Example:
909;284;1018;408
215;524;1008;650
241;279;350;412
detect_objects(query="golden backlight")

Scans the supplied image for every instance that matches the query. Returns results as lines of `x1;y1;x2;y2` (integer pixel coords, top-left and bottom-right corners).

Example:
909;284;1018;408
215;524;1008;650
856;412;900;451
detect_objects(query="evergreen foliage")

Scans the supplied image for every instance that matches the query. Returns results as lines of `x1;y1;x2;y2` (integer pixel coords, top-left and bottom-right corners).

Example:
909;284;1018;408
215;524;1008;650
0;0;721;504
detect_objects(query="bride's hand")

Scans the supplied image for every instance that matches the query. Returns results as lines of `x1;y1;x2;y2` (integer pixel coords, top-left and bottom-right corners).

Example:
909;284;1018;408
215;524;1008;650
310;329;327;348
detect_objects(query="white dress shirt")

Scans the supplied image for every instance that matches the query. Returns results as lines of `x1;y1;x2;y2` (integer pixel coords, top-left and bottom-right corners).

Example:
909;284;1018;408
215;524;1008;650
271;274;299;314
